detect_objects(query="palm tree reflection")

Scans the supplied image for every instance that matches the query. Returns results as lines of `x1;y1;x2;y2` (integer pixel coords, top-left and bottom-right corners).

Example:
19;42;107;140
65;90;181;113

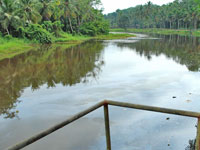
0;41;105;118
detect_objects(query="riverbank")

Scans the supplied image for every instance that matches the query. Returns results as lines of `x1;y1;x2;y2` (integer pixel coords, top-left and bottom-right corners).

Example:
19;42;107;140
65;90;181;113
0;36;33;60
0;33;134;60
110;28;200;37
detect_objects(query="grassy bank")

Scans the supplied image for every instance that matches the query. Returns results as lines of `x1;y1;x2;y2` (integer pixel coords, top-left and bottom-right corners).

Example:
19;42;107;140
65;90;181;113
94;33;135;40
0;36;34;60
54;33;91;43
54;32;134;42
110;28;200;37
0;33;135;60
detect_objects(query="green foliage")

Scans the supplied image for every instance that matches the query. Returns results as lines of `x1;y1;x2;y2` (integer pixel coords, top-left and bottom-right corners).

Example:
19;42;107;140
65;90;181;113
195;0;200;9
4;35;13;40
80;22;98;36
42;21;54;33
42;21;63;37
0;0;109;43
51;21;63;37
18;24;53;43
105;0;200;30
0;0;21;35
117;12;130;30
55;32;91;42
98;20;110;35
80;19;109;36
0;34;32;60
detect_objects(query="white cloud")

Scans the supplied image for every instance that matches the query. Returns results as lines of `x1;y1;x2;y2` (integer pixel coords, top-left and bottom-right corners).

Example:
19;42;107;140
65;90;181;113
101;0;175;14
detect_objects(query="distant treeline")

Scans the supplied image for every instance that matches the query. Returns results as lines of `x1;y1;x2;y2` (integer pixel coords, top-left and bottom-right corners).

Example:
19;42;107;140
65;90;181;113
0;0;109;43
105;0;200;30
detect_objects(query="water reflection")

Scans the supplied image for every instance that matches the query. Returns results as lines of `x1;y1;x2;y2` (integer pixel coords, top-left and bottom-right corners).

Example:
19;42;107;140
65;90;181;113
1;34;200;150
0;42;105;118
185;139;195;150
116;34;200;72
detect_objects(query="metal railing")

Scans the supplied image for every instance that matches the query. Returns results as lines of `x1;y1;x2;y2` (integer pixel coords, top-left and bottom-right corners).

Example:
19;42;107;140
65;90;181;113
7;100;200;150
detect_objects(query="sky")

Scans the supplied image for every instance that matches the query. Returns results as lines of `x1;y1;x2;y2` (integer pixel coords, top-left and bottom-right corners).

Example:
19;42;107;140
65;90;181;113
101;0;175;14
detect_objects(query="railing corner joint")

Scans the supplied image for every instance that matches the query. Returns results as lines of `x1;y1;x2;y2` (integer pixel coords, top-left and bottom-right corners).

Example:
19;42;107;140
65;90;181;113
103;100;109;105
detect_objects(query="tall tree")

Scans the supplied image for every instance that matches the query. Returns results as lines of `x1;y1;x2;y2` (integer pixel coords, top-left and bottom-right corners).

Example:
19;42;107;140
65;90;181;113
16;0;42;24
0;0;22;35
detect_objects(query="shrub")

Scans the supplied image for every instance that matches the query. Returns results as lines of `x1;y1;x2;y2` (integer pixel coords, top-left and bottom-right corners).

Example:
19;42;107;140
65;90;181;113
4;35;13;40
80;20;109;36
80;22;97;36
52;21;63;37
97;21;110;35
18;24;53;43
42;21;54;33
17;27;26;38
42;21;63;37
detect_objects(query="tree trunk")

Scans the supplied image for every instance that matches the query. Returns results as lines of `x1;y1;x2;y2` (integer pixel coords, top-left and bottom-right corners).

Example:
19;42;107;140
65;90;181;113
178;20;180;29
68;17;74;33
77;16;81;33
170;21;172;29
194;18;198;30
6;28;9;35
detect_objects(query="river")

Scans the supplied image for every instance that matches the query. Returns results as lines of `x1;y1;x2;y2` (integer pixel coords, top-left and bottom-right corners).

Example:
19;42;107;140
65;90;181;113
1;33;200;150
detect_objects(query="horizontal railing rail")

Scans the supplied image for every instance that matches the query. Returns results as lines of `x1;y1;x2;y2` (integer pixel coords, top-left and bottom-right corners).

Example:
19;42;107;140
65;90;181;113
6;100;200;150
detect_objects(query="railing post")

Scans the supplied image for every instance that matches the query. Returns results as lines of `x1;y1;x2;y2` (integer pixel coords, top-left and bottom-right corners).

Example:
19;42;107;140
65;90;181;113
104;104;111;150
196;118;200;150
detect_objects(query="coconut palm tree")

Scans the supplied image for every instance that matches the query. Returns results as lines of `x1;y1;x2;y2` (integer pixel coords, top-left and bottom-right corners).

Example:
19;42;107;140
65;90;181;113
38;0;55;21
61;0;77;33
15;0;42;24
0;0;20;35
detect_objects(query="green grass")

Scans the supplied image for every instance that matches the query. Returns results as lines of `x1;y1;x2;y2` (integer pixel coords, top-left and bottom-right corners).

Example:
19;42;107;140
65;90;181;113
0;32;135;60
54;32;135;42
0;36;34;60
110;28;200;37
95;33;135;40
0;33;88;60
54;32;92;43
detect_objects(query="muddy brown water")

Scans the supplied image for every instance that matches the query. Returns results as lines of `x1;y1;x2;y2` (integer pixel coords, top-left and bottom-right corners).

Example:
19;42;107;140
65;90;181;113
1;34;200;150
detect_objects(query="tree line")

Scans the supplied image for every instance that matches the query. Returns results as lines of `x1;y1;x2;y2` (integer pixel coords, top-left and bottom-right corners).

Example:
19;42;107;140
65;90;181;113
0;0;109;43
105;0;200;30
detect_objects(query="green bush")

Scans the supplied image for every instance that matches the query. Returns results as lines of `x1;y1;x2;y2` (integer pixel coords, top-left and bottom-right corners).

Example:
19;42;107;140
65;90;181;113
17;27;26;38
4;35;13;40
18;24;53;43
80;20;109;36
42;21;63;37
97;21;110;35
80;22;97;36
42;21;54;33
52;21;63;37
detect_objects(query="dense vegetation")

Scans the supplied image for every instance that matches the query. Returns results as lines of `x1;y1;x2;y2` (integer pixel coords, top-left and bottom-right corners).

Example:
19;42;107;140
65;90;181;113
105;0;200;30
0;0;109;43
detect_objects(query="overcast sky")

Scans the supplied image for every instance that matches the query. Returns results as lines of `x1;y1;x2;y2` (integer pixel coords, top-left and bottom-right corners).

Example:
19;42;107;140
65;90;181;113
101;0;175;14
